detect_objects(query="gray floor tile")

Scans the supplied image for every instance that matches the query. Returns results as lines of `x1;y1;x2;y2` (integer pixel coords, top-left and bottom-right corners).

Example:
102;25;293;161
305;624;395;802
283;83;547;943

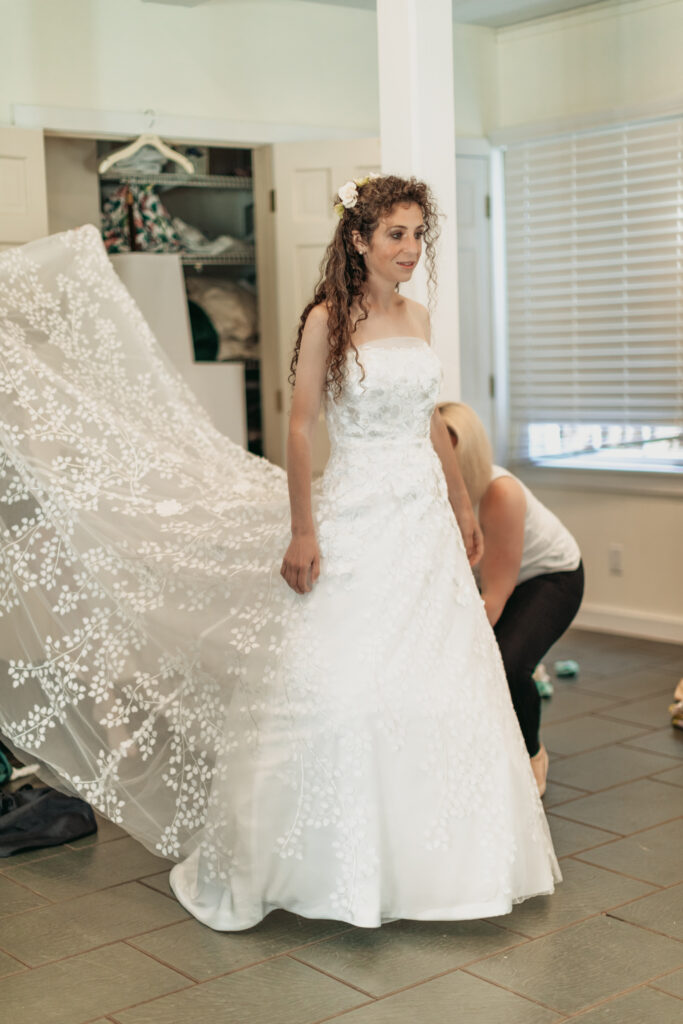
0;949;27;979
540;690;619;725
655;763;683;787
0;844;65;866
113;954;367;1024
568;985;683;1023
578;818;683;886
572;664;679;700
495;859;654;939
625;728;683;760
548;745;676;792
2;942;190;1023
139;870;174;898
547;649;643;678
553;778;681;833
292;918;522;997
0;881;190;966
3;836;170;900
550;634;681;675
469;915;683;1015
330;969;562;1024
652;967;683;998
546;814;616;857
0;873;48;918
543;716;647;757
603;694;676;729
130;910;350;981
543;779;588;808
611;882;683;940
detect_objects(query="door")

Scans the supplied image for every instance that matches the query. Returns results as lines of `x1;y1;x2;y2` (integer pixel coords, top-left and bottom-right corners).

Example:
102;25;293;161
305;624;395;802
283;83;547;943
0;126;49;249
257;137;381;469
456;154;494;443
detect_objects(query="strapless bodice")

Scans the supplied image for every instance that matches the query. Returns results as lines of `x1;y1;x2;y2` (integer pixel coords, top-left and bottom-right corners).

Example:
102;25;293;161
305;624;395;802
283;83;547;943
324;337;441;450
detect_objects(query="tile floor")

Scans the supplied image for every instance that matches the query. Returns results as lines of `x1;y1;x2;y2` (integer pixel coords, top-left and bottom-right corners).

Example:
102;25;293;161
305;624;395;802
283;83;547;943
1;628;682;1023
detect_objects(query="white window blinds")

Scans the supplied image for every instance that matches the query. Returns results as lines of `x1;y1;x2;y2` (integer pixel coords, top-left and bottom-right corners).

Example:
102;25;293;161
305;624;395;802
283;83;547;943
505;119;683;466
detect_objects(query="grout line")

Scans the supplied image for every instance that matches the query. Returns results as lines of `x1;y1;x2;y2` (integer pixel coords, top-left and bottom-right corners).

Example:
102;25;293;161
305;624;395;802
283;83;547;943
654;775;683;791
123;937;201;983
0;874;176;909
0;949;31;975
620;747;683;763
483;916;537;940
546;768;683;798
560;977;678;1019
286;954;380;1000
123;923;356;985
460;964;567;1015
0;934;196;974
289;925;536;1002
567;851;669;885
606;914;683;946
567;855;670;889
566;810;683;843
478;900;665;947
647;981;683;1002
544;731;655;761
76;974;195;1022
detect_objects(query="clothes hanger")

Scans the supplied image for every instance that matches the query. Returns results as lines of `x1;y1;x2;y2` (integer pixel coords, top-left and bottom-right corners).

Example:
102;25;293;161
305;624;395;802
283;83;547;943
98;110;196;175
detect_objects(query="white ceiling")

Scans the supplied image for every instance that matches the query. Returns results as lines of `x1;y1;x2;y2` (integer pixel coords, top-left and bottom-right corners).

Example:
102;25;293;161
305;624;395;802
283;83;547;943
142;0;607;24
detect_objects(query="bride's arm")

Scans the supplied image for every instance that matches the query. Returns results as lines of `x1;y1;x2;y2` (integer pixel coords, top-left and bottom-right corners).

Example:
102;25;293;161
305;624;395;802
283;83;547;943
280;306;329;594
430;410;484;567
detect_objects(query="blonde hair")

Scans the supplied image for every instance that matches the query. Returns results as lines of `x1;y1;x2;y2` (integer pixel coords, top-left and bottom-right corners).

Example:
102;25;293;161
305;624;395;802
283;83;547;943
438;402;493;506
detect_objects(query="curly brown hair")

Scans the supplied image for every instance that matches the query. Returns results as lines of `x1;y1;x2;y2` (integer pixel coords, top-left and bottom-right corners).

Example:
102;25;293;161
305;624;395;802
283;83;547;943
289;174;440;397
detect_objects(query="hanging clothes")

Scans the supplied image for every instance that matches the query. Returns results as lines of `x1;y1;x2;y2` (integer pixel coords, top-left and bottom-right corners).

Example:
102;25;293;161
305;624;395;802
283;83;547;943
101;184;182;254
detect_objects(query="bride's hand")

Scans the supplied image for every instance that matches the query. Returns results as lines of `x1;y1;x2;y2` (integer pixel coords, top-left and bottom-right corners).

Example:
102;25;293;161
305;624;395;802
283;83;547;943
281;533;321;594
456;506;485;567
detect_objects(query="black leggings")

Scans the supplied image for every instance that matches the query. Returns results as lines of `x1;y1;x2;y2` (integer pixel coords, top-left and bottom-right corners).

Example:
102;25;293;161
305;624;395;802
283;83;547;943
493;562;584;757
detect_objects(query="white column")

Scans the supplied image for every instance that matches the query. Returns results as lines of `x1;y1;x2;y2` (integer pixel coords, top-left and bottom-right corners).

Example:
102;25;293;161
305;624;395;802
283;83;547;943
376;0;460;398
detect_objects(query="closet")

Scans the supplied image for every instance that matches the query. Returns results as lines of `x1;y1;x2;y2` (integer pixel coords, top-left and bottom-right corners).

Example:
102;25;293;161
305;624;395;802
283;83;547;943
98;137;261;454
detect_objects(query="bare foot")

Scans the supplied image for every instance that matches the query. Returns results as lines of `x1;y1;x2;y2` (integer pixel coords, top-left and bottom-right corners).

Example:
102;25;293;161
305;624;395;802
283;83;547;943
530;743;549;797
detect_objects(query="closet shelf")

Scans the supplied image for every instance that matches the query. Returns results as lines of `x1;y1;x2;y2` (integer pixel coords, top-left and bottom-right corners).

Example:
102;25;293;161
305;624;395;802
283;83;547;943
181;249;255;267
100;171;253;190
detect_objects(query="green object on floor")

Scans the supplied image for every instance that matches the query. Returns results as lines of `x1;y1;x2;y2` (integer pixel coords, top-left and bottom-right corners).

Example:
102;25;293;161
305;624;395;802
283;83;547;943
532;663;554;698
0;750;12;785
554;659;580;677
535;675;554;698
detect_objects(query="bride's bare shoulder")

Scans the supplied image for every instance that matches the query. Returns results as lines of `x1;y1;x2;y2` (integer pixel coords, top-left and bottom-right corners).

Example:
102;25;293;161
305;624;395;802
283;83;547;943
304;303;329;331
301;303;331;357
402;297;430;342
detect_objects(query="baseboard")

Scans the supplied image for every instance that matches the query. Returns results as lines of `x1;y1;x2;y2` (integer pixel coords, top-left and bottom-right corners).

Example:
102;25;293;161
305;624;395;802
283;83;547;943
575;603;683;645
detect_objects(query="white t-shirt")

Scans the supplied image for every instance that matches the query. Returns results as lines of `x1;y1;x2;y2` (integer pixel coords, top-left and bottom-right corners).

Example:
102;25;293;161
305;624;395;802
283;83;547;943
485;466;581;586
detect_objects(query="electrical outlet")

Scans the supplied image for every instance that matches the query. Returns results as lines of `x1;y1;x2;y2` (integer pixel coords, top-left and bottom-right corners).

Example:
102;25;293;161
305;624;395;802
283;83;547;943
608;543;624;575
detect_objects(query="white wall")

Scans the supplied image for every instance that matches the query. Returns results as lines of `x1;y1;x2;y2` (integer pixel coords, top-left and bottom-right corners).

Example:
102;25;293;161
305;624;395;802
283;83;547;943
497;0;683;130
497;0;683;642
0;0;496;139
520;476;683;643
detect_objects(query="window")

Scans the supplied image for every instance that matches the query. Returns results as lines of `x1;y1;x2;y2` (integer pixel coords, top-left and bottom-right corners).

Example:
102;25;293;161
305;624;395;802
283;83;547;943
504;118;683;473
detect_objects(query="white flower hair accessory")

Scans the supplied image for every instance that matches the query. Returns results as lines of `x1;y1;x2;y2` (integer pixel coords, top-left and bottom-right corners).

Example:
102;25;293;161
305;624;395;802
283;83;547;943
334;172;381;219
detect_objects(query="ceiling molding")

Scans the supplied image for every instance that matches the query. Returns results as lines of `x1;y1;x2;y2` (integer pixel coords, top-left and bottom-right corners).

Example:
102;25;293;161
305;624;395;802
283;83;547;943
138;0;609;22
140;1;211;7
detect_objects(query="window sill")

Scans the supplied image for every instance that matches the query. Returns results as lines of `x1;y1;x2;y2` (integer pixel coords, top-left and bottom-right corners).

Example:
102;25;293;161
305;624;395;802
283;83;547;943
511;460;683;499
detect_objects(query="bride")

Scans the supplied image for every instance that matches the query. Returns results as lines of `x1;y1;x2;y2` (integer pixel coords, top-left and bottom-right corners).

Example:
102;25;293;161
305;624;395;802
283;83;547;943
0;173;559;932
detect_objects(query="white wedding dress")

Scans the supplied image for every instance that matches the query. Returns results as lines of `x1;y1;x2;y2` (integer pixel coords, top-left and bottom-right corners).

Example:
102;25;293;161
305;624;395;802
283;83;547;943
0;226;559;930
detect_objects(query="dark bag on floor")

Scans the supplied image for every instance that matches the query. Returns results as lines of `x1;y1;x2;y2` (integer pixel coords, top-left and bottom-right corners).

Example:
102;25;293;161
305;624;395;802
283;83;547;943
0;784;97;856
